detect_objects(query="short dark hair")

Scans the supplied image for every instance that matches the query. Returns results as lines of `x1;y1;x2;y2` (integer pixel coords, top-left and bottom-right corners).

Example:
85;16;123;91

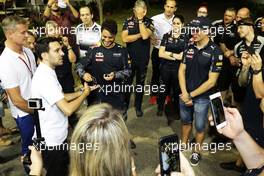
173;14;184;24
35;37;61;60
101;19;118;35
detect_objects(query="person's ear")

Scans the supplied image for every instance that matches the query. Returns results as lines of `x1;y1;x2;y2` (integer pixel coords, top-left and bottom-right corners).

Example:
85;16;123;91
41;52;48;61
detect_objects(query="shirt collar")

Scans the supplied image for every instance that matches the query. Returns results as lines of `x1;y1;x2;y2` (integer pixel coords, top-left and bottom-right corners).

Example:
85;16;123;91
5;46;27;58
38;62;56;74
194;39;213;50
162;13;174;22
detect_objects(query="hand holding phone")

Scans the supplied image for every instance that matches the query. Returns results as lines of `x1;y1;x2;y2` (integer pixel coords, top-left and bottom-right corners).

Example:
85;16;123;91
209;92;227;129
159;134;180;176
103;72;115;81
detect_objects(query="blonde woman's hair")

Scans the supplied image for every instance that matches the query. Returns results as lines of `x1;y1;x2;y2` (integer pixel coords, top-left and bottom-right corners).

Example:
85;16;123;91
70;103;132;176
134;0;147;10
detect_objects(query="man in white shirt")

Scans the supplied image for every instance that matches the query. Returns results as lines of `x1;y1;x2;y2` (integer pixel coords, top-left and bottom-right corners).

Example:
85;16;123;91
0;16;37;157
76;5;101;58
32;37;92;175
149;0;177;104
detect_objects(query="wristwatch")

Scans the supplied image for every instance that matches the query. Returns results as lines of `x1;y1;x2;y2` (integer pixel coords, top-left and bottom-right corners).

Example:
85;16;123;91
252;68;262;75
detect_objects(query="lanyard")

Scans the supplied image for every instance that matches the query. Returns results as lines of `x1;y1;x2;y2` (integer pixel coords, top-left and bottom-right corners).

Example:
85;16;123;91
18;51;33;78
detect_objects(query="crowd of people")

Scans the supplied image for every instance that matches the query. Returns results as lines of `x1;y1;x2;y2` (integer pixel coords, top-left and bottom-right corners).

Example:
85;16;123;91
0;0;263;175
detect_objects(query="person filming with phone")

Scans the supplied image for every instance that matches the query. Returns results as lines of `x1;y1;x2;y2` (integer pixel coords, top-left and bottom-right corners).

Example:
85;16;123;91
237;18;264;150
209;107;264;176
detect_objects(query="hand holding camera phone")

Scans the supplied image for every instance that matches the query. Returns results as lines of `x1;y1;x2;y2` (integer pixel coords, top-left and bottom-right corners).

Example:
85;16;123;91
209;92;227;129
103;72;115;81
159;134;180;176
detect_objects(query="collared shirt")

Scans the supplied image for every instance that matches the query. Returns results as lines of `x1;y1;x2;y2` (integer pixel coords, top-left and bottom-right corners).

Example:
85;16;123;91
31;63;67;146
160;31;189;65
0;47;36;118
234;35;264;59
76;43;131;86
76;22;101;57
122;16;154;62
212;19;240;50
237;35;264;145
183;40;223;99
151;13;174;48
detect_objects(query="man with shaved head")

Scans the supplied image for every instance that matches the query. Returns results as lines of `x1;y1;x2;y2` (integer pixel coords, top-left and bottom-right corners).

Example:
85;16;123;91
236;7;250;22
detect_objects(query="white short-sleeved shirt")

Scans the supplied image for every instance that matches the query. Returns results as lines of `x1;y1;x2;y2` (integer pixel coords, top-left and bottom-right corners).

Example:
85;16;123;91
0;47;36;118
31;63;68;146
151;13;174;48
76;22;101;57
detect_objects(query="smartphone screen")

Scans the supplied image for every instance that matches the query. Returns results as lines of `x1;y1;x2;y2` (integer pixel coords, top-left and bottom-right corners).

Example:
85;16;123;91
159;134;180;176
209;92;227;129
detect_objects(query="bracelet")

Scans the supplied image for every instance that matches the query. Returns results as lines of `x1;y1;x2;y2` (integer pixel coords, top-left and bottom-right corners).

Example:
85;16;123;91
170;52;173;58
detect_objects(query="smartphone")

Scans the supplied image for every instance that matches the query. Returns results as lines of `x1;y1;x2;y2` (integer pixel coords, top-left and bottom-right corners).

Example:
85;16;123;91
58;0;67;8
159;134;180;176
209;92;227;129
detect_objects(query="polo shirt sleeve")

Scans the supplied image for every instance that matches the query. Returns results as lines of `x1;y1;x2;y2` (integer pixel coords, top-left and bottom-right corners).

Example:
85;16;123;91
144;18;155;32
210;47;223;73
0;60;19;89
181;49;188;65
160;33;168;47
39;76;64;106
122;19;129;31
233;43;240;58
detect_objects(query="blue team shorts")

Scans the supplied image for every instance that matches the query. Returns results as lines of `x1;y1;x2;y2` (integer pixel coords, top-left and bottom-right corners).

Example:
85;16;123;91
179;98;210;133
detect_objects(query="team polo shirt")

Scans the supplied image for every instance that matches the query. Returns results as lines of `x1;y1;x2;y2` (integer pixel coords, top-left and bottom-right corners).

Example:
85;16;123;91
212;19;225;46
234;35;264;59
78;43;130;86
236;35;264;146
76;22;101;57
220;21;241;50
31;63;68;146
212;19;240;50
122;16;154;62
151;13;174;48
0;47;36;118
160;31;188;65
183;40;223;99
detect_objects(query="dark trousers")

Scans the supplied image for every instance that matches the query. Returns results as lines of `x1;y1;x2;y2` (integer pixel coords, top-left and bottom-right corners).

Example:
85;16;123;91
157;63;180;113
15;114;34;155
150;48;161;96
125;60;149;110
42;143;69;176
